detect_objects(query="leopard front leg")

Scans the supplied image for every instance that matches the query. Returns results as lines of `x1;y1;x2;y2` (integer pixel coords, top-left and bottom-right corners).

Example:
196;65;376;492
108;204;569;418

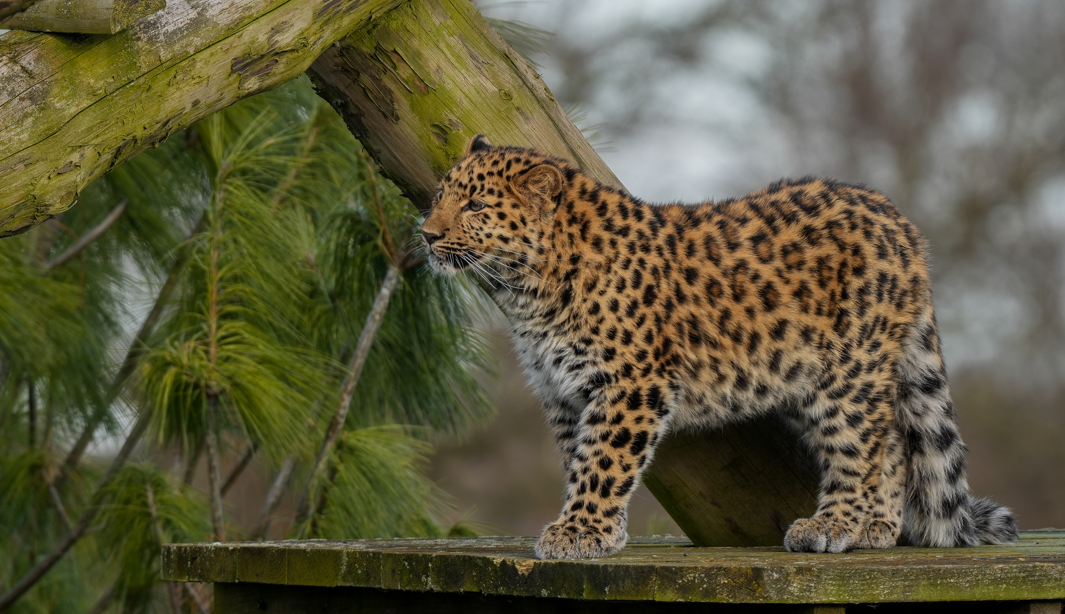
543;397;583;473
535;381;670;559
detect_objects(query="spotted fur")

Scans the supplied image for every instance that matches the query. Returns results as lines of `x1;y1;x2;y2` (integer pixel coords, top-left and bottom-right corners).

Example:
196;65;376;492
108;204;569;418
422;135;1017;559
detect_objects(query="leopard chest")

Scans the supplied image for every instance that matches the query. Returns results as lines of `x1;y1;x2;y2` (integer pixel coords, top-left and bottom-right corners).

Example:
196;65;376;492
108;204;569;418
509;317;600;413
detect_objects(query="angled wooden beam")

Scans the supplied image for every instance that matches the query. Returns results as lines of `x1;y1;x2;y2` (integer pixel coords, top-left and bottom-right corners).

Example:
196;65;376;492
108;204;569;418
307;0;621;210
0;0;401;237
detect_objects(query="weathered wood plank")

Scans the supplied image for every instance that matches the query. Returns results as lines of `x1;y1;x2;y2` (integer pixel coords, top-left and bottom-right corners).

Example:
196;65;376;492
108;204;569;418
0;0;402;236
0;0;165;35
162;532;1065;605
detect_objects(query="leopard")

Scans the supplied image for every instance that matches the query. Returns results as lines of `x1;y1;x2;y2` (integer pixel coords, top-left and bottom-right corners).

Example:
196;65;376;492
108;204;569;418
421;134;1018;559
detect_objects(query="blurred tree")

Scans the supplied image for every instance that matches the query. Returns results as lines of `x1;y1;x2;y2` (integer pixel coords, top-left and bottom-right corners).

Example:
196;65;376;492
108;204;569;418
0;76;494;613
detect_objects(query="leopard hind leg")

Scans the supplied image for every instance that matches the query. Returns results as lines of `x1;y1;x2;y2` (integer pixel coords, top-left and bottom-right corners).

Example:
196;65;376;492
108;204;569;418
783;371;903;553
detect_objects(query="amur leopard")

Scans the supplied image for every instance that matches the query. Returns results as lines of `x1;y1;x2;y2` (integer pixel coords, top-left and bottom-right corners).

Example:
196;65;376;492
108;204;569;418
422;134;1017;559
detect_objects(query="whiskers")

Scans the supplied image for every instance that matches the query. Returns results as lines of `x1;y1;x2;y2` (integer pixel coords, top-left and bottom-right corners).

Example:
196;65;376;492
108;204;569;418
472;248;550;286
459;250;523;291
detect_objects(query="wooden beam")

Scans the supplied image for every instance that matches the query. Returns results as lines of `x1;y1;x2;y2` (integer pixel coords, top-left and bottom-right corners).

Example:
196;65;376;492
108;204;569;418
307;0;621;210
0;0;165;35
643;415;819;547
0;0;402;237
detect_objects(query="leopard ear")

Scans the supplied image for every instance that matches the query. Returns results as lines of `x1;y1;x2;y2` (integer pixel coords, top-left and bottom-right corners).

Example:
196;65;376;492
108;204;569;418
464;134;492;156
515;163;564;203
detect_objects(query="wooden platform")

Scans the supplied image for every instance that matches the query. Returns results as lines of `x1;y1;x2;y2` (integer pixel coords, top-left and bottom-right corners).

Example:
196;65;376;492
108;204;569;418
161;530;1065;612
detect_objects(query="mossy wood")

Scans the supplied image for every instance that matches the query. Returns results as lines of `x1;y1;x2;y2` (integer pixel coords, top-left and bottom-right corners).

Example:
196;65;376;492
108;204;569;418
3;0;819;544
305;0;621;209
0;0;165;34
0;0;404;237
162;531;1065;608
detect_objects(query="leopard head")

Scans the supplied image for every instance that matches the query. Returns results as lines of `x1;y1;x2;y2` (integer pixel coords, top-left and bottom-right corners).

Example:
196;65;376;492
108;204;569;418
421;135;566;279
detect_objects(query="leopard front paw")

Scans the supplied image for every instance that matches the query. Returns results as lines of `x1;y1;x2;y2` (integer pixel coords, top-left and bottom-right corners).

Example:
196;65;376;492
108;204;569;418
784;516;859;553
534;520;627;560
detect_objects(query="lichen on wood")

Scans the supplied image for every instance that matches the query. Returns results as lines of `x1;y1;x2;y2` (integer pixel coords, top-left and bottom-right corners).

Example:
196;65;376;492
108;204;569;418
161;531;1065;605
0;0;401;237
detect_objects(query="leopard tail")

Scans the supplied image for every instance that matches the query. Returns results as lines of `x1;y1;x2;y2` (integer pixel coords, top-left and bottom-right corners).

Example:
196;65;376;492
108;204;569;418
894;303;1018;546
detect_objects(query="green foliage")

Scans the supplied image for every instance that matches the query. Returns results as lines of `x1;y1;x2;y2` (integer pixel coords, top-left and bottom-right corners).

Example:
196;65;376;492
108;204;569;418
96;464;210;612
299;426;446;540
0;76;496;613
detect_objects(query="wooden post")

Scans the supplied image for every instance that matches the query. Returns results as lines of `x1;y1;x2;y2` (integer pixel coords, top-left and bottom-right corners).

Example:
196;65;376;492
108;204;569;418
644;415;820;547
0;0;165;34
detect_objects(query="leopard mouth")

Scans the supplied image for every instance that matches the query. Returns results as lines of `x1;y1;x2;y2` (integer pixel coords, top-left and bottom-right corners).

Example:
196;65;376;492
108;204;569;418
428;247;477;272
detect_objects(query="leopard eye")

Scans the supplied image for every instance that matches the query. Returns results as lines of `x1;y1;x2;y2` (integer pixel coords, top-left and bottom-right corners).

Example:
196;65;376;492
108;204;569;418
463;199;487;212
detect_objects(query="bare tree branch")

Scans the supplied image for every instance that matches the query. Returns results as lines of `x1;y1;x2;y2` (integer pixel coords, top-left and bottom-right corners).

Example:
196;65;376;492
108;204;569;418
220;443;256;497
46;200;127;269
250;456;296;539
293;265;401;529
46;483;73;532
204;395;225;542
58;213;206;486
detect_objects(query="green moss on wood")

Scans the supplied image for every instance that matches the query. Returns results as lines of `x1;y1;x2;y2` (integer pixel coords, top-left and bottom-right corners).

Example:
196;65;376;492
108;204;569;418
161;532;1065;605
0;0;401;236
307;0;622;210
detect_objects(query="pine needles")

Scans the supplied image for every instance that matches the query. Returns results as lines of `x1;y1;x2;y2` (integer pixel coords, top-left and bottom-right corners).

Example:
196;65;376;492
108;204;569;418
0;76;495;613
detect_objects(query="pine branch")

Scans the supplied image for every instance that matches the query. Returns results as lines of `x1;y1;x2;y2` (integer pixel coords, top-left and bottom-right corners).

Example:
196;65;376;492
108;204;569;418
181;434;206;488
202;189;226;543
250;456;296;539
204;395;225;542
146;480;182;614
362;152;398;265
0;407;153;610
271;124;319;207
293;265;401;528
59;213;206;485
221;443;256;497
46;200;128;269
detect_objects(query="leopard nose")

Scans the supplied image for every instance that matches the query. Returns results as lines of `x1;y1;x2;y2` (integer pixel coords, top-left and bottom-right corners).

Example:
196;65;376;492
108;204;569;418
422;231;444;245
